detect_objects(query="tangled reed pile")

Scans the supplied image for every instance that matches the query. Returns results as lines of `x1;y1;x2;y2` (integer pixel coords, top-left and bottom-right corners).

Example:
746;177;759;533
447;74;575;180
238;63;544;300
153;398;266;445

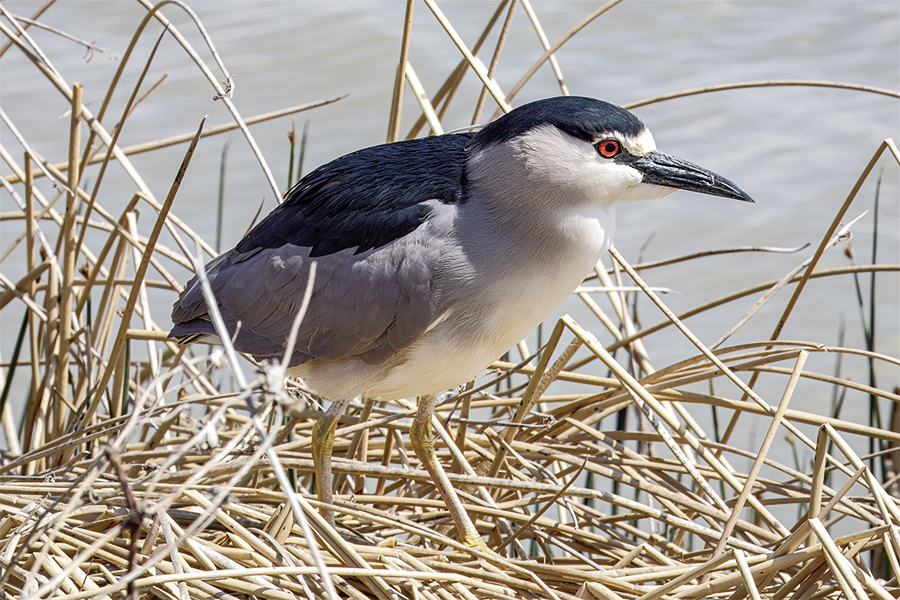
0;2;898;598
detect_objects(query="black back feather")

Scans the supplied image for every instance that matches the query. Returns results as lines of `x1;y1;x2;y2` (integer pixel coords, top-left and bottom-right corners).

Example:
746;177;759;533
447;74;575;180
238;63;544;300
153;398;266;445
237;133;472;257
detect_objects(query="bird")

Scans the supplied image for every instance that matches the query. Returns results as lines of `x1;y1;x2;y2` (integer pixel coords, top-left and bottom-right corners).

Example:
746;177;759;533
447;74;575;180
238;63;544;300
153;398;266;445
169;96;752;552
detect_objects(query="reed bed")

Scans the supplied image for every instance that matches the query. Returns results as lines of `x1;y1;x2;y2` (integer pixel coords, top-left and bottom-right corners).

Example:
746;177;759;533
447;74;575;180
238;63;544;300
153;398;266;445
1;2;898;599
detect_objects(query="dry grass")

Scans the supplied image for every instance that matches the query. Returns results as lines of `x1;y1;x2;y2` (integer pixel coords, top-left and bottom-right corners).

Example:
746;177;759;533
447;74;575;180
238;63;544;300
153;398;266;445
1;2;899;599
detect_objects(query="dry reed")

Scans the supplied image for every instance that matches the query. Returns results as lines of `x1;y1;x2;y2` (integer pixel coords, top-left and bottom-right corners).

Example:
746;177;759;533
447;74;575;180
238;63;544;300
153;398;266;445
0;2;898;599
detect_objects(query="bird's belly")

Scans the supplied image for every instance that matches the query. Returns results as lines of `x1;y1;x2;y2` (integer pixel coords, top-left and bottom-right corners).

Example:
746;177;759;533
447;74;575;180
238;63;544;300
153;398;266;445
365;269;592;399
364;332;509;400
366;207;614;400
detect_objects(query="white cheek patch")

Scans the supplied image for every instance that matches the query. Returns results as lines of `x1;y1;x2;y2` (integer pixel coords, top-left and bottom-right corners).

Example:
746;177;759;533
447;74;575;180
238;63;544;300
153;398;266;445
512;126;598;181
497;125;670;207
618;129;656;157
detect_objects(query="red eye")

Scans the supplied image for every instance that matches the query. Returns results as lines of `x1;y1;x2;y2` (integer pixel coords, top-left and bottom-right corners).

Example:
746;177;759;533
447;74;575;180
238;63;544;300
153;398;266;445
596;139;620;158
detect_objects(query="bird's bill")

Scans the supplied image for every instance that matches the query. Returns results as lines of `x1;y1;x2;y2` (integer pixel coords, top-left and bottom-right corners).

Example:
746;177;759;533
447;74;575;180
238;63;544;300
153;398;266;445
633;151;754;202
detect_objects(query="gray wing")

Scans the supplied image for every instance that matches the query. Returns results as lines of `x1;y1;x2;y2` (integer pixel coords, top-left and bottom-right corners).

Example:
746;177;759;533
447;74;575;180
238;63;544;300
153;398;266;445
170;217;450;367
171;133;472;366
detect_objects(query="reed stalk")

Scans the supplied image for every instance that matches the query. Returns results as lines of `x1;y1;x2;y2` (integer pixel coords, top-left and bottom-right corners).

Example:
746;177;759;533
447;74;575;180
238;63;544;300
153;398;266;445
0;4;896;599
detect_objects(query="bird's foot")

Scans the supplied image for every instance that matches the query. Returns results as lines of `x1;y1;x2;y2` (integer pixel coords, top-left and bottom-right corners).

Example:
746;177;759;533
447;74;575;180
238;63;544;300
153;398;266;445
464;535;499;558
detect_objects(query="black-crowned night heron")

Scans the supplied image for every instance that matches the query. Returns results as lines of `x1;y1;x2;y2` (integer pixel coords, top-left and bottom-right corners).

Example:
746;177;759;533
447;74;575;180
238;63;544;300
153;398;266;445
170;96;752;552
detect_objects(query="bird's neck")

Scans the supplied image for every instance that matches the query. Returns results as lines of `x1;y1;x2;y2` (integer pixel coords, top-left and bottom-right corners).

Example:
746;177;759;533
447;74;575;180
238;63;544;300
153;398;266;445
465;146;616;264
456;186;615;295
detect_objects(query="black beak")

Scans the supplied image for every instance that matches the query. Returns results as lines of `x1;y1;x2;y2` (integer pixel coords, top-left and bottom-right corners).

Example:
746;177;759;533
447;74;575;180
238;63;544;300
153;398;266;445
632;151;754;202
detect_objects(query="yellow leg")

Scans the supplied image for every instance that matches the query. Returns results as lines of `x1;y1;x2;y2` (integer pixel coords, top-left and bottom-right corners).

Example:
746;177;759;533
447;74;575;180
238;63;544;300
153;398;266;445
409;394;492;553
311;396;353;527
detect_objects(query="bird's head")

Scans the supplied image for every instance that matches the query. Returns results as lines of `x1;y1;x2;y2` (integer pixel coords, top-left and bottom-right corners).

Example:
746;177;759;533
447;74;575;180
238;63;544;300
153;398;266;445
467;96;753;210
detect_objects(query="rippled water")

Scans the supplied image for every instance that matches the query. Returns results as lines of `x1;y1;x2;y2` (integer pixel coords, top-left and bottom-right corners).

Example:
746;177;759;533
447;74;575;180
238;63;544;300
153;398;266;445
1;2;898;476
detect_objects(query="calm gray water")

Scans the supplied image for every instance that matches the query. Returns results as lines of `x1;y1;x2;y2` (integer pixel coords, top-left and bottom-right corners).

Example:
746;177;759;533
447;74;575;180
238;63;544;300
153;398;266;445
1;2;898;491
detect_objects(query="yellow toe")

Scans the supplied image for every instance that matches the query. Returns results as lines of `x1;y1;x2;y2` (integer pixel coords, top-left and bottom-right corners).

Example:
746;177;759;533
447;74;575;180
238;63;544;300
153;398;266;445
464;535;498;557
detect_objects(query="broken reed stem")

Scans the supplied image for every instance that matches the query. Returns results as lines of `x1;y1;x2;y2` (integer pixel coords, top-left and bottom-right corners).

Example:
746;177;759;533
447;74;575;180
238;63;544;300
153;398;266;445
23;153;39;456
624;79;900;110
727;139;898;446
71;22;172;295
5;98;345;186
519;0;568;95
387;0;415;144
491;0;626;118
54;82;82;428
712;350;809;559
407;0;509;139
422;0;511;113
88;117;205;429
471;0;518;126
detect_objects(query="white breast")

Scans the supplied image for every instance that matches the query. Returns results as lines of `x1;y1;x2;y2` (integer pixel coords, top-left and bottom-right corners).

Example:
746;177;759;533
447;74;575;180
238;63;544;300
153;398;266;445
366;203;615;400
